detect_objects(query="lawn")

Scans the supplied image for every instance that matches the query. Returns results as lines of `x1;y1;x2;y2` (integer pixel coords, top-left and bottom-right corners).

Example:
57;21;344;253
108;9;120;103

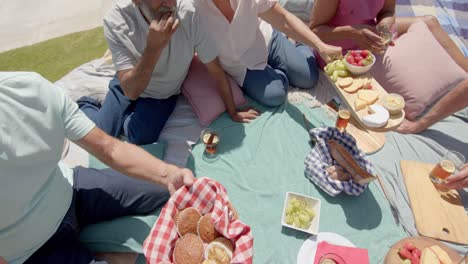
0;27;108;82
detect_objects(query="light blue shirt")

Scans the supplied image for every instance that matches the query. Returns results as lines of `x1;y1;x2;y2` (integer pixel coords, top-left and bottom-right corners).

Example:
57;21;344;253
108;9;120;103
0;72;95;263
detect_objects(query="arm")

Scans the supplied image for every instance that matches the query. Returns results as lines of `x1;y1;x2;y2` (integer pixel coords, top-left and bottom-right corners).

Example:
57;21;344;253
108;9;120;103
118;14;180;100
76;127;194;194
376;0;396;27
259;3;342;62
308;0;385;53
205;58;260;122
396;79;468;134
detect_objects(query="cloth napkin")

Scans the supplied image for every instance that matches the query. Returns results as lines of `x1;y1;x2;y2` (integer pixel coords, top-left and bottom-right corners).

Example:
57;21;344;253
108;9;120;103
313;241;370;264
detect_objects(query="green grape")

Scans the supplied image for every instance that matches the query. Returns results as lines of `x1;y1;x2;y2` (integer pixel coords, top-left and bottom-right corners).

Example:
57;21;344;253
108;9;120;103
336;70;350;77
362;59;372;66
285;215;293;225
366;55;373;62
325;64;334;76
293;217;301;228
285;205;293;214
305;208;315;218
299;212;310;223
331;71;339;82
335;61;346;71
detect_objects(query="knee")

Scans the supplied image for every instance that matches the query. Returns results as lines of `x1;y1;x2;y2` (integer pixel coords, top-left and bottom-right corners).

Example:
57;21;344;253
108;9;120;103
291;65;319;90
262;78;288;107
421;15;440;30
137;187;170;214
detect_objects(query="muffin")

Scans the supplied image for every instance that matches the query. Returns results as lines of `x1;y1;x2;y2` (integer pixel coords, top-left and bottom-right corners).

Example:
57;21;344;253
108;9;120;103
205;237;235;264
177;207;202;236
173;233;204;264
197;213;221;243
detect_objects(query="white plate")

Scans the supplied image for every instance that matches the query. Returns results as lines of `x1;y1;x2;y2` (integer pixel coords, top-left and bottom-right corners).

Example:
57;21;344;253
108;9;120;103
297;232;355;264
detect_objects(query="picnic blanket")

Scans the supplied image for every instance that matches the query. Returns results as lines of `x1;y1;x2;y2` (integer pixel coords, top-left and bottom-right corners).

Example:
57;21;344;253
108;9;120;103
396;0;468;56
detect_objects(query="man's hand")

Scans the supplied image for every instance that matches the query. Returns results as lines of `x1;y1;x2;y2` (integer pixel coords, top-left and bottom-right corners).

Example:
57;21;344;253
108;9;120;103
230;107;261;123
146;12;180;50
396;119;428;134
441;164;468;190
317;44;343;63
165;165;196;195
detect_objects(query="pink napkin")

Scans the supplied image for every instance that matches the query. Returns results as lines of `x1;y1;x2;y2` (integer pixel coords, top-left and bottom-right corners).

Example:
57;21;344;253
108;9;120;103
313;241;369;264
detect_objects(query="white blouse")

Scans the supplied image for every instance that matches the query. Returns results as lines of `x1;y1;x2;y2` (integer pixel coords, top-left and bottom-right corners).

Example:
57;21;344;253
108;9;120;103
196;0;276;85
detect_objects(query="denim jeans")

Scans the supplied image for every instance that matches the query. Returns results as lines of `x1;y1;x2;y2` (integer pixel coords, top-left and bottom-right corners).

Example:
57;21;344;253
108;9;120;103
242;30;318;106
78;77;178;145
25;167;170;264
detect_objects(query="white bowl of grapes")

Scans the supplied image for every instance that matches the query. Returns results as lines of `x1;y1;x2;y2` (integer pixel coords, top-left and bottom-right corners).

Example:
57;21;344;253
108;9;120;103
281;192;321;235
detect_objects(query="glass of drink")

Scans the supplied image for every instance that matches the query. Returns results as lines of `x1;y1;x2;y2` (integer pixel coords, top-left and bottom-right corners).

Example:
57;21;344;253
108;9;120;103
335;105;351;133
430;151;465;184
200;128;220;156
376;24;393;48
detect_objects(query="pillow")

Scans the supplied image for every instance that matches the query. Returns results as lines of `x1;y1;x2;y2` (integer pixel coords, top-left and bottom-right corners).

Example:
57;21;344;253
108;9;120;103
182;56;247;126
370;20;468;120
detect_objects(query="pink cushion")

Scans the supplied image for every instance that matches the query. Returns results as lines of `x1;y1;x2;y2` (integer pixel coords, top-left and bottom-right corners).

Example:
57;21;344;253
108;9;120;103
182;56;247;126
370;20;468;120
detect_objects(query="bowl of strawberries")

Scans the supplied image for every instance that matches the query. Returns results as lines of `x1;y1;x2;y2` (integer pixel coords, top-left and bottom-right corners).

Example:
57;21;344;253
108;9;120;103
344;50;375;75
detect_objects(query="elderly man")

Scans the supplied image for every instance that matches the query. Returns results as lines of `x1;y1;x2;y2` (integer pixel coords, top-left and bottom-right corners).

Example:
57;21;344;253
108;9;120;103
0;72;195;263
78;0;260;145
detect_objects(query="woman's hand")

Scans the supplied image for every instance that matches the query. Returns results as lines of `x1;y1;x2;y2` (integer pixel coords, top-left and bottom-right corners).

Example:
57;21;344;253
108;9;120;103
231;107;261;123
353;25;386;54
317;44;343;63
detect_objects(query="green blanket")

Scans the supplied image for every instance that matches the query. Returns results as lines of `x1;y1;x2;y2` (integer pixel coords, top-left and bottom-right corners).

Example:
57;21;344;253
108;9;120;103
187;102;406;263
81;102;407;263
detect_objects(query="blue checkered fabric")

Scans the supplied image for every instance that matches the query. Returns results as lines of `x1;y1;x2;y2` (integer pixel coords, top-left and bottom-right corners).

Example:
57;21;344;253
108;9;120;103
304;127;376;197
396;0;468;56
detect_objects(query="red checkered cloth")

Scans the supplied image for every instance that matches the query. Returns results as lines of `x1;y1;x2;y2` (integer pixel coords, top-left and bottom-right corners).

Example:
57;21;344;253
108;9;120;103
143;177;254;264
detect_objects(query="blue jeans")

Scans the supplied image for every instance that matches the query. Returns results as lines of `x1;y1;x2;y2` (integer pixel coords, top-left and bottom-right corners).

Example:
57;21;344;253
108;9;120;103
25;167;170;264
242;30;318;106
78;77;178;145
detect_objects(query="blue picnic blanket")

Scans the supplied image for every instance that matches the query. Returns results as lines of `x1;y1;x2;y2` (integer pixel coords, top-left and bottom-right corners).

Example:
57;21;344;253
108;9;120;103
396;0;468;55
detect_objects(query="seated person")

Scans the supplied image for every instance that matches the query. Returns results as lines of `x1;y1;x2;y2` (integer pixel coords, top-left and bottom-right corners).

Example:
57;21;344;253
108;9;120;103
0;72;195;264
396;79;468;134
78;0;259;146
443;163;468;190
192;0;342;107
308;0;468;72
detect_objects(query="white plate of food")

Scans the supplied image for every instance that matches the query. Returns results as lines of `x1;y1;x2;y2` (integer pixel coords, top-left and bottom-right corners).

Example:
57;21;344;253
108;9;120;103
297;232;355;264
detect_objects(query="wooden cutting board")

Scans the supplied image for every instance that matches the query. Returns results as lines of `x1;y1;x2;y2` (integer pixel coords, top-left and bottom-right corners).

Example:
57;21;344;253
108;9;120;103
346;116;386;154
384;236;462;263
325;105;386;154
325;73;405;132
400;160;468;244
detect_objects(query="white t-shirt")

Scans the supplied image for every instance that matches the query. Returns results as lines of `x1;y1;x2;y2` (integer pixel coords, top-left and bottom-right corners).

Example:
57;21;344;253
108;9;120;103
104;0;219;99
195;0;276;85
0;72;95;264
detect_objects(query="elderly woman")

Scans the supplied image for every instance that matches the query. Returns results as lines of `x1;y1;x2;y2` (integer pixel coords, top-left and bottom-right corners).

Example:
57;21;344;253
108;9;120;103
308;0;468;71
193;0;342;110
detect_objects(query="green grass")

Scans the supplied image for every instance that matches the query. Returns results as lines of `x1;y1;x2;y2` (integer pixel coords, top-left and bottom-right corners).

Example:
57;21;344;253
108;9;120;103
0;27;108;82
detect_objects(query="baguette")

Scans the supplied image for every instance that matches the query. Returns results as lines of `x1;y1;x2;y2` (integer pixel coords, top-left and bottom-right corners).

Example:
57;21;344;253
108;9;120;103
327;140;376;184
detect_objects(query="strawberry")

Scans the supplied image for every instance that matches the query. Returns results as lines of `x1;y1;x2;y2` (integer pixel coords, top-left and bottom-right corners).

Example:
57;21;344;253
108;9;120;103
411;248;421;258
404;242;416;251
410;256;420;264
352;62;359;66
354;56;364;62
350;50;359;57
363;83;373;89
399;248;413;260
358;60;365;66
361;50;370;58
346;55;355;64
